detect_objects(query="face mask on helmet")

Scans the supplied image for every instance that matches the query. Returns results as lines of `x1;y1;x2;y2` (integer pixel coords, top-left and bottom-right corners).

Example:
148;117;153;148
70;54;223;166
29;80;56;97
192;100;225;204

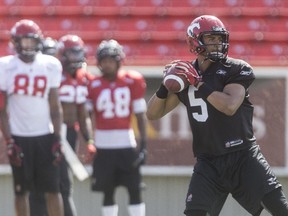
186;15;229;62
42;37;58;56
62;48;86;75
10;19;43;63
96;39;125;63
57;34;86;75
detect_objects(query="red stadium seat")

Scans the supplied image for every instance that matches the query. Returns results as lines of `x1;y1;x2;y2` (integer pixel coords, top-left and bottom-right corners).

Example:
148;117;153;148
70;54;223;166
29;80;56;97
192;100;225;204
0;41;15;56
95;0;131;7
2;0;58;6
1;0;288;66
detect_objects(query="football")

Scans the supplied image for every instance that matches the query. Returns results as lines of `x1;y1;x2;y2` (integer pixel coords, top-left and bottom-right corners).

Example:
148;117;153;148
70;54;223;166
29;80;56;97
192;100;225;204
163;64;189;93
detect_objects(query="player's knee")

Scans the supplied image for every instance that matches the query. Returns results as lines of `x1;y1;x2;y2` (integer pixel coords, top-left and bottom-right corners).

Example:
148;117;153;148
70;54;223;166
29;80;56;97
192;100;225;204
261;187;288;216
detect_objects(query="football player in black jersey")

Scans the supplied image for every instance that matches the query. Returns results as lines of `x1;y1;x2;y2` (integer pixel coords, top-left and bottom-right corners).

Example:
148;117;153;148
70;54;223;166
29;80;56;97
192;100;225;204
146;15;288;216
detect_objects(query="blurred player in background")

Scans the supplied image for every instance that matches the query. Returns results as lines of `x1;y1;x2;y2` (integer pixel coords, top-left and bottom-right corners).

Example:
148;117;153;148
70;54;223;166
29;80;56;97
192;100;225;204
42;37;58;56
87;39;147;216
56;34;95;216
29;34;96;216
29;36;59;216
146;15;288;216
0;19;64;216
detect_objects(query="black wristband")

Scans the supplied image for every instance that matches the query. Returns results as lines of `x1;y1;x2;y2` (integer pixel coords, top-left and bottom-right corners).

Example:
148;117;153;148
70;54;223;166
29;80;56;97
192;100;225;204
156;83;169;99
198;83;214;99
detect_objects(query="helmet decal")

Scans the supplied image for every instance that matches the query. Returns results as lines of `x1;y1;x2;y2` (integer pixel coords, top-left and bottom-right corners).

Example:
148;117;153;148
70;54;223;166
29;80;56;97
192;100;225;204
187;22;200;38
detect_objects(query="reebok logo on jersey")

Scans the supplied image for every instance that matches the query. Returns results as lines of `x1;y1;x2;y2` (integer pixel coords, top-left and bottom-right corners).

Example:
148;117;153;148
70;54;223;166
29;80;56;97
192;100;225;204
240;70;252;76
216;69;226;75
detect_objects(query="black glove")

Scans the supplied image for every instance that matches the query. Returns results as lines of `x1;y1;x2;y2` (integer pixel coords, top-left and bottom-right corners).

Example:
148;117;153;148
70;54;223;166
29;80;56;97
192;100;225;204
133;140;147;167
51;135;63;166
6;139;23;167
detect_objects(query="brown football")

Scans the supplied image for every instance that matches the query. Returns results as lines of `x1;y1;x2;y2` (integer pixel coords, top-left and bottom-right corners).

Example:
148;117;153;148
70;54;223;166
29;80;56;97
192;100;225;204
163;65;189;93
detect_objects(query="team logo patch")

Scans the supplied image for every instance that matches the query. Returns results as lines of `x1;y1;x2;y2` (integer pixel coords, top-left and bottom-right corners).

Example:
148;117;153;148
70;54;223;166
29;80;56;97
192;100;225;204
187;22;200;36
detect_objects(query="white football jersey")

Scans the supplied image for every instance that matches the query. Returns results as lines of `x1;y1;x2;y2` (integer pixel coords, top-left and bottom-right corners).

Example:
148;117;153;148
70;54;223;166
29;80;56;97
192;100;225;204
0;53;62;136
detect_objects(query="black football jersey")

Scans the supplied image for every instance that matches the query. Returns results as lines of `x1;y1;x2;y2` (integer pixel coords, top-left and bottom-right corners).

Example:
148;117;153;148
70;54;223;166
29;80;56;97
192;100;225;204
177;57;256;157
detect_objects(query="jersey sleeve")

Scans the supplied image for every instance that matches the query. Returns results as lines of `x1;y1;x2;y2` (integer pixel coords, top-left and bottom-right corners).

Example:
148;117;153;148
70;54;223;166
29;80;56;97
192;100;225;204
130;70;146;99
87;77;100;100
226;60;255;89
0;56;10;91
129;70;147;113
46;56;62;88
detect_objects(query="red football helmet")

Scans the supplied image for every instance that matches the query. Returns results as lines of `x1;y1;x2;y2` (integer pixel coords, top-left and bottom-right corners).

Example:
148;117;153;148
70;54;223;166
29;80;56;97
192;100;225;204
186;15;229;62
10;19;43;62
57;34;86;75
96;39;125;62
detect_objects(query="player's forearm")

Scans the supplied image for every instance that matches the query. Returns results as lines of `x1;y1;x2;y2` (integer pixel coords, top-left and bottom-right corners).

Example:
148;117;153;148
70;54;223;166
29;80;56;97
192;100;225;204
146;94;167;120
79;118;93;142
50;99;63;138
146;93;179;120
135;113;147;148
51;108;63;138
0;93;12;141
77;104;93;142
49;89;63;137
0;109;12;141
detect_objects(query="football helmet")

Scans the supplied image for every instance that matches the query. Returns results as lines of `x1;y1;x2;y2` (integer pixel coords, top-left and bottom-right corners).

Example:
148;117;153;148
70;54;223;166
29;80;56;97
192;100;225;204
186;15;229;62
42;37;58;56
10;19;43;62
96;39;125;62
57;34;86;75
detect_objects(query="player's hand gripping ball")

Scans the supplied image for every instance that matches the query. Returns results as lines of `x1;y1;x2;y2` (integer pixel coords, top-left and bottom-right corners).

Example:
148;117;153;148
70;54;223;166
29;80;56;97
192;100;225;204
163;60;201;93
163;64;190;93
